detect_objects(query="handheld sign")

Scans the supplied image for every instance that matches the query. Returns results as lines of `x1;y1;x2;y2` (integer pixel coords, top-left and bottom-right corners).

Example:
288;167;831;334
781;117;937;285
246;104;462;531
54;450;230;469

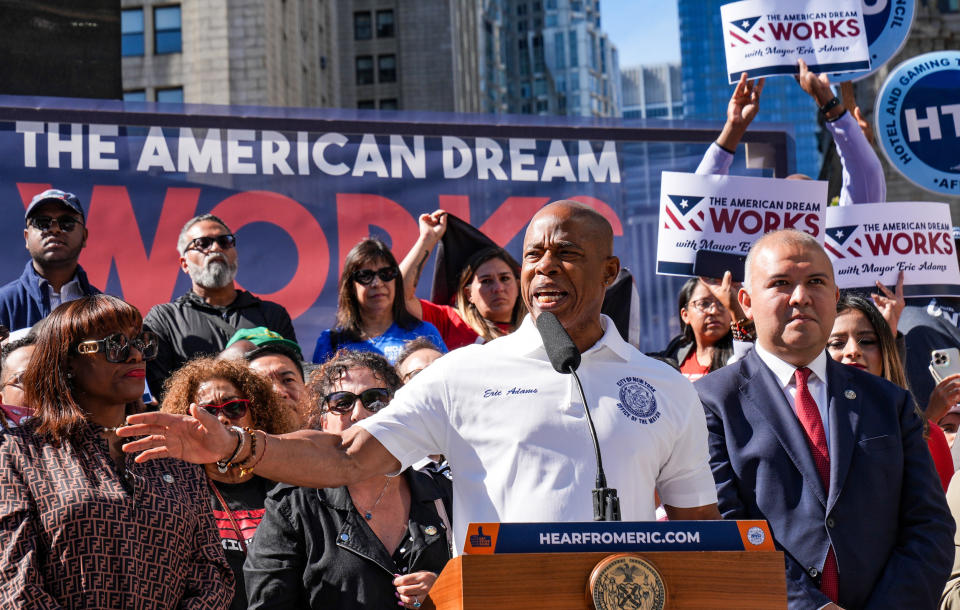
656;171;827;277
462;521;777;554
721;0;870;84
825;202;960;296
874;51;960;197
831;0;915;82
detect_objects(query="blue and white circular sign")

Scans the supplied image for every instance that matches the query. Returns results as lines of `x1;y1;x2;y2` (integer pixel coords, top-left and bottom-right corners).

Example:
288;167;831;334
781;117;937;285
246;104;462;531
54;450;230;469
832;0;915;82
875;51;960;196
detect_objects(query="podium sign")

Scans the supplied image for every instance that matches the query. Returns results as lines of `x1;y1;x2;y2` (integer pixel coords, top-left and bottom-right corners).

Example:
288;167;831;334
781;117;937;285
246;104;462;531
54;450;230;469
463;520;775;554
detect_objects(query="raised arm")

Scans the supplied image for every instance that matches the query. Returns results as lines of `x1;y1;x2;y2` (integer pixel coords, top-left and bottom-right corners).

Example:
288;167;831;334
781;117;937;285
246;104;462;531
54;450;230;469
118;405;401;489
398;210;448;319
698;72;764;176
796;59;886;205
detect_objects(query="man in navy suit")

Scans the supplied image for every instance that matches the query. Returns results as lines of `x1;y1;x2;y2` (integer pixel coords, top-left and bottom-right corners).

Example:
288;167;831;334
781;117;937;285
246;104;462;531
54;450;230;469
696;229;953;609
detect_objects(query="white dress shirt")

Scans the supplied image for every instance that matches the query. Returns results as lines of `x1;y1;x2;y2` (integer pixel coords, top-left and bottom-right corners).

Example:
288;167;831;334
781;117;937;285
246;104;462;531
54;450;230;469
753;343;831;448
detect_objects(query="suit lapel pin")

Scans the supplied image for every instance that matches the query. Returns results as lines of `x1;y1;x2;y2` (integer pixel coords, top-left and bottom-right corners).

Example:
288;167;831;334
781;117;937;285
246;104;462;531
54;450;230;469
844;390;856;400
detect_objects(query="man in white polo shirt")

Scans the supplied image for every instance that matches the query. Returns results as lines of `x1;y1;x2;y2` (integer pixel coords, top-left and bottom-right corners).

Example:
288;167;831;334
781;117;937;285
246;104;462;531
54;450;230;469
120;200;721;555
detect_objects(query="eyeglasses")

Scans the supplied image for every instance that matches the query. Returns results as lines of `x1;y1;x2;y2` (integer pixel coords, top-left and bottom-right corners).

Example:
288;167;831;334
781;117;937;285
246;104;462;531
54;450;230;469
352;266;399;285
401;368;424;384
687;298;725;313
27;215;83;233
201;398;250;420
322;388;391;414
1;371;24;390
76;331;159;363
185;234;237;253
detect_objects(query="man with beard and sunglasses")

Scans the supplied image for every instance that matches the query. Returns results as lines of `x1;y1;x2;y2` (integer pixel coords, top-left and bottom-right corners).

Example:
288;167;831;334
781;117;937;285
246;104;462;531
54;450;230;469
0;189;101;333
144;214;297;399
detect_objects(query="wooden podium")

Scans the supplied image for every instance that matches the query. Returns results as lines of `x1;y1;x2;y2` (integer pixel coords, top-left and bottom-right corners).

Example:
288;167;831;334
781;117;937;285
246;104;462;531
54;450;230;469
422;522;787;609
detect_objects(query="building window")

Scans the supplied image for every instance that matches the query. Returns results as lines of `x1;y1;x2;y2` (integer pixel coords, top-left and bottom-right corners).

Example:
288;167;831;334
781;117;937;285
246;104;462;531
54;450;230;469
354;12;372;40
121;9;144;56
554;32;566;69
378;55;396;83
154;5;181;54
536;100;548;112
123;90;146;102
569;30;578;67
518;38;529;76
533;35;545;72
156;87;183;103
939;0;959;11
376;10;394;38
356;56;374;85
517;3;527;16
357;100;376;109
380;99;398;110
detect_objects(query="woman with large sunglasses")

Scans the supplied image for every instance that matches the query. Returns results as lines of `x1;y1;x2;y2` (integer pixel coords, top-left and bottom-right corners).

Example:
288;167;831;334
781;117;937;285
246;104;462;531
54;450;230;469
161;357;299;610
0;294;233;608
244;350;452;610
311;237;447;365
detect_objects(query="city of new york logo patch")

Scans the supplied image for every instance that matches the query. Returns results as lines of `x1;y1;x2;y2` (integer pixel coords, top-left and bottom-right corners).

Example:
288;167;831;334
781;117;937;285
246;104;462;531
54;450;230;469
616;377;660;424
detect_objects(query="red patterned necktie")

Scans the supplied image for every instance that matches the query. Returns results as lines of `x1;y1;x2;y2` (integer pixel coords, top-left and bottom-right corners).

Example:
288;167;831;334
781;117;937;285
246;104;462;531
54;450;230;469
794;366;839;602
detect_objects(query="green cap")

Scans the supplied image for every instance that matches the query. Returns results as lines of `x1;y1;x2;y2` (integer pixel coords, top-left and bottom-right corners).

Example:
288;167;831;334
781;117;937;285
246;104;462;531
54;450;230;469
225;326;302;358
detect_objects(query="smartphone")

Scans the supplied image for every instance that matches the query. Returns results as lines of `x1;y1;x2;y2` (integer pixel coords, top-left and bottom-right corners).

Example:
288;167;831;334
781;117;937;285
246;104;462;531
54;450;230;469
692;249;747;282
929;348;960;383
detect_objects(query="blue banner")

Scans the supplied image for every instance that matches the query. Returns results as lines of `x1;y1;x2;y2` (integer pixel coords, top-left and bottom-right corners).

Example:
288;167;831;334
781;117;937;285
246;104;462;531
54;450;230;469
0;95;792;353
462;520;776;554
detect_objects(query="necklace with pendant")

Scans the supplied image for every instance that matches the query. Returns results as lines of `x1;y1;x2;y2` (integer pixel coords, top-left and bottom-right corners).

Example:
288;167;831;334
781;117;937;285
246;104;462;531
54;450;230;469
357;478;391;520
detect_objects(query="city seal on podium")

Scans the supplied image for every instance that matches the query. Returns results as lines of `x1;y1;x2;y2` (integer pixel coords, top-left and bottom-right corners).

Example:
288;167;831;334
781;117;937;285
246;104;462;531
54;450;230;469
587;553;667;610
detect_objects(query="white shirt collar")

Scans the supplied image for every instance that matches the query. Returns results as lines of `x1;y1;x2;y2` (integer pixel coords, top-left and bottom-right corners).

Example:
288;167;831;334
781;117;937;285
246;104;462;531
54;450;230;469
513;314;633;362
753;342;828;389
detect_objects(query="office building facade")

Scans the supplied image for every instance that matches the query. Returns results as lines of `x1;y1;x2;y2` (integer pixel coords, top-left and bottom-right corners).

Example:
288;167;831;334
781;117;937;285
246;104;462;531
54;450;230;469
621;63;683;120
121;0;339;108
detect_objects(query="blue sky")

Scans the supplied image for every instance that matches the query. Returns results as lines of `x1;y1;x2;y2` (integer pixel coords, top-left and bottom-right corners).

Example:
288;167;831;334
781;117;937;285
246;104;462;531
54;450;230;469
600;0;681;68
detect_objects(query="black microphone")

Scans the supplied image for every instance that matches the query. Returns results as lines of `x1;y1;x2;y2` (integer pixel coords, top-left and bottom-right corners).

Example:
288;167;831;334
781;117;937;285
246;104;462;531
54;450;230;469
536;312;621;522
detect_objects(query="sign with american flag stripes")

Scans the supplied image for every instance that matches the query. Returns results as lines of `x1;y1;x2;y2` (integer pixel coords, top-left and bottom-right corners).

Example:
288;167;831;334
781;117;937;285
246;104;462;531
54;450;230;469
721;0;870;84
825;202;960;295
656;171;827;277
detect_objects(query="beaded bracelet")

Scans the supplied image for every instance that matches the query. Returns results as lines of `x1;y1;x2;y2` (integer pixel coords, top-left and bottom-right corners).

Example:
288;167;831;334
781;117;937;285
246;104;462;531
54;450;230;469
730;318;756;342
215;426;247;474
236;427;257;469
239;431;268;478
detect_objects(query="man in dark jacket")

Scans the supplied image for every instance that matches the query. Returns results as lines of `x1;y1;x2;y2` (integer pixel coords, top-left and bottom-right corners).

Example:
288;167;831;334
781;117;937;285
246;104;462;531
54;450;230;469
145;214;296;397
0;189;100;331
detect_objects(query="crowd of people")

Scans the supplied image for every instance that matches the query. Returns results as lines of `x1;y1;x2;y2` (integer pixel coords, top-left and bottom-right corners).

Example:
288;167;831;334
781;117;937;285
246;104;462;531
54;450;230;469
1;65;960;610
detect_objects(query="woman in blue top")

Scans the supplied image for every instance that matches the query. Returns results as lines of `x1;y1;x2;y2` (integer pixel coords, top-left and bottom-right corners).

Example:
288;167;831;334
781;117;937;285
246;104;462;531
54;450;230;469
313;237;446;365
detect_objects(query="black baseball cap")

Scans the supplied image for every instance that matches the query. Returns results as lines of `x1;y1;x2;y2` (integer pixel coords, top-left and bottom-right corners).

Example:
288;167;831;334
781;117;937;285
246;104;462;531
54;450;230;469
24;189;84;221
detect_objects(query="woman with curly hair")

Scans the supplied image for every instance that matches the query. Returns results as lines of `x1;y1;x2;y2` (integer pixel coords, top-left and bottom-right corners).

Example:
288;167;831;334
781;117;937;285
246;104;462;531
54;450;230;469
162;357;298;610
244;350;452;610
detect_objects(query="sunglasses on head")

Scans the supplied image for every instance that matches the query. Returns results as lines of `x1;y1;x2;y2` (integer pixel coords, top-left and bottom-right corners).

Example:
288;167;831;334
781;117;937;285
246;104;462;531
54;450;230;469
185;234;237;253
201;398;250;420
76;331;159;363
351;266;399;285
28;215;83;233
323;388;391;414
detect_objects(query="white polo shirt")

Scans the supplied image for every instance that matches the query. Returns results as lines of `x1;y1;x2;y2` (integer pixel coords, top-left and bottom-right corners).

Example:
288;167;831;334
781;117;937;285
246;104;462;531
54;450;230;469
357;314;717;554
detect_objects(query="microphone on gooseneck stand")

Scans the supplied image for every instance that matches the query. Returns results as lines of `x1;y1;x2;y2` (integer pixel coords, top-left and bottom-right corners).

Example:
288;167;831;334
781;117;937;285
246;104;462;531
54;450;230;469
535;312;621;522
